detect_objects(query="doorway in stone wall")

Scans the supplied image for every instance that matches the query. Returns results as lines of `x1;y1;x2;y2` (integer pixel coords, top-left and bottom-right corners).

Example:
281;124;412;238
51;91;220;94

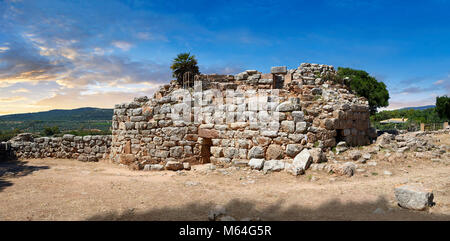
336;129;345;144
273;74;284;89
200;138;212;163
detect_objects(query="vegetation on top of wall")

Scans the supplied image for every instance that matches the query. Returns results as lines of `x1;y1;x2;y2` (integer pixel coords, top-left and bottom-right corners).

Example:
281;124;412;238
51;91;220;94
0;129;22;142
336;67;390;115
170;52;200;86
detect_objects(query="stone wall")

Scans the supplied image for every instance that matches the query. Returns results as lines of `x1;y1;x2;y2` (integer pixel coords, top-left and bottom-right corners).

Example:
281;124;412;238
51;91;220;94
8;133;111;162
109;62;376;171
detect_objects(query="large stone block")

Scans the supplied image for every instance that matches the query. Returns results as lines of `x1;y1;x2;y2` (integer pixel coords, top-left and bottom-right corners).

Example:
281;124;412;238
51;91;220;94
265;144;283;160
165;161;184;171
276;101;294;112
271;66;287;74
295;122;308;133
293;149;312;171
394;184;434;210
286;144;303;158
198;128;219;139
263;160;285;172
248;146;264;159
281;120;295;133
248;158;265;170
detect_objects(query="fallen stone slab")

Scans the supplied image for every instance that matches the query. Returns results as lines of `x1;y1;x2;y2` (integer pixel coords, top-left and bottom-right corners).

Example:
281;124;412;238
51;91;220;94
165;161;184;171
263;160;285;172
394;184;434;210
293;149;312;170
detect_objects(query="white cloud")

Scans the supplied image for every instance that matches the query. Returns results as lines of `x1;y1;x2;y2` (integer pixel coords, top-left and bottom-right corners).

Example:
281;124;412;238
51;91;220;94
112;41;133;51
0;96;27;103
11;88;30;93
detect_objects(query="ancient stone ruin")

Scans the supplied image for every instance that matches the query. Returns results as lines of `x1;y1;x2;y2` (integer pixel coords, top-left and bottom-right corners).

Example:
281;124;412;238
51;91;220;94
2;62;387;175
109;62;376;173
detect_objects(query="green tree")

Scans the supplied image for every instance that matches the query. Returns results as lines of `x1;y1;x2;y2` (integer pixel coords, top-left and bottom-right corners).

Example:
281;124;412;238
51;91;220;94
170;52;200;85
0;128;21;142
436;95;450;121
42;126;60;136
337;67;390;114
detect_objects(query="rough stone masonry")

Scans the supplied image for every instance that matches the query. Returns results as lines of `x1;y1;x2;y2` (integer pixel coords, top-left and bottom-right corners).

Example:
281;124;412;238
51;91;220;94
108;62;377;173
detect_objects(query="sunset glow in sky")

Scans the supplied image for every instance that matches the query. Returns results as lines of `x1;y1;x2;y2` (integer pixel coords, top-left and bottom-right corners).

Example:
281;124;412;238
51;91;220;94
1;0;450;115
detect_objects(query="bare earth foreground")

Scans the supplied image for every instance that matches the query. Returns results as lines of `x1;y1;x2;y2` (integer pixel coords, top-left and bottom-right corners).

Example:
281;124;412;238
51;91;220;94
1;134;449;221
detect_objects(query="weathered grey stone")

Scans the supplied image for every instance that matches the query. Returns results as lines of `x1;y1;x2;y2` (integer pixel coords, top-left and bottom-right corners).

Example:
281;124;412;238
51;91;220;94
295;122;308;133
336;141;348;153
286;144;303;157
77;155;88;162
281;121;295;133
394;184;434;210
276;102;294;112
248;159;265;170
260;129;277;137
170;146;184;158
248;146;264;159
151;164;164;171
134;96;149;103
263;160;285;172
309;148;326;163
350;151;362;161
362;153;371;160
335;162;356;177
62;134;75;141
293;149;312;171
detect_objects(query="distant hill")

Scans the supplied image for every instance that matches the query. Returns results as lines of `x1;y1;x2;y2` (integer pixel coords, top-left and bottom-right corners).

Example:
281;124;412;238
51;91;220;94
0;107;113;122
399;105;435;111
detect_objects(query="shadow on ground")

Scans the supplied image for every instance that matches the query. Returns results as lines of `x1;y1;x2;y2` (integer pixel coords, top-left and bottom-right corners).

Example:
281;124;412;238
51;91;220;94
0;160;50;192
87;197;450;221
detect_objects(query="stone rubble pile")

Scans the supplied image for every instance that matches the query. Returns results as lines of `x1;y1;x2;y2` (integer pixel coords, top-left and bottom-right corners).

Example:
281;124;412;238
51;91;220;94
307;129;449;177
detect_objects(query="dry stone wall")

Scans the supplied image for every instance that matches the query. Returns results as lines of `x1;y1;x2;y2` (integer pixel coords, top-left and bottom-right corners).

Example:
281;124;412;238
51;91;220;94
3;62;376;175
109;62;376;171
7;133;111;162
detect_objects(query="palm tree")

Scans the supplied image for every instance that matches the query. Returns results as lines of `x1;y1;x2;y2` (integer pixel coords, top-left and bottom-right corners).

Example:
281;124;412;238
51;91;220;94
170;52;200;86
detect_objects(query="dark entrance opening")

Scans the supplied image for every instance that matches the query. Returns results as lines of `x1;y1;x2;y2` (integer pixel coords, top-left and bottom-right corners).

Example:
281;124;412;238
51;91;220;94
200;138;212;164
273;74;284;89
336;129;345;144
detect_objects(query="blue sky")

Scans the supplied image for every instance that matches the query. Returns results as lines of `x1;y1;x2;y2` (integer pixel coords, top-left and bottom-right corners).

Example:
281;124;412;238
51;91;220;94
0;0;449;114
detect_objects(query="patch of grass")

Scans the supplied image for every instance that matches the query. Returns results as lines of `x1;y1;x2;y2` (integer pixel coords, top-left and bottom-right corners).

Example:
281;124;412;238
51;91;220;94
307;174;313;181
314;141;320;148
371;172;378;176
313;95;322;101
331;146;337;153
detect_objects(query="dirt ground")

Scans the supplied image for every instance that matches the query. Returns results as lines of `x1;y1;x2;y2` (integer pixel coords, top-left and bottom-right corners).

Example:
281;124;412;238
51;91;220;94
1;134;449;221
